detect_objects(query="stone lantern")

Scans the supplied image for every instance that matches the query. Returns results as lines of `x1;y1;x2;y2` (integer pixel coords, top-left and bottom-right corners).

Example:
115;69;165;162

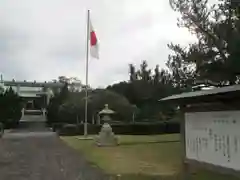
95;104;118;146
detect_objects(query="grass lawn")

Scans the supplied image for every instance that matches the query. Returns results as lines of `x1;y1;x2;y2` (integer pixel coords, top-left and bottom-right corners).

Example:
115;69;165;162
61;134;240;180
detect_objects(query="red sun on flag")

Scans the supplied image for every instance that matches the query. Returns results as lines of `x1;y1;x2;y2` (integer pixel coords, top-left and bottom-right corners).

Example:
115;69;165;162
89;20;99;59
90;31;97;46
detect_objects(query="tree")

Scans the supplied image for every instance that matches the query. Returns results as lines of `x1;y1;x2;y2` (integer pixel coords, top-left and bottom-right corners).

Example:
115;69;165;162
0;87;22;128
137;60;152;82
168;0;240;87
46;83;70;125
68;77;82;92
57;89;136;124
58;83;69;102
108;61;180;121
58;76;69;84
0;84;4;94
50;76;83;94
153;65;160;85
129;64;138;82
88;89;136;121
166;44;196;91
58;76;83;92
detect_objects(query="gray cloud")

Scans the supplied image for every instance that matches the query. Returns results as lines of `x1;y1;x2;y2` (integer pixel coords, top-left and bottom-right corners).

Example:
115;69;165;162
0;0;196;88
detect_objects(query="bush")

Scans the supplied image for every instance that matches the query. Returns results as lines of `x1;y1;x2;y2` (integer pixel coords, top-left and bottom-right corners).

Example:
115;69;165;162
165;121;180;133
46;83;69;125
47;89;137;125
46;97;61;126
24;110;42;115
52;123;65;132
0;87;22;129
56;122;180;136
4;118;20;129
60;124;79;136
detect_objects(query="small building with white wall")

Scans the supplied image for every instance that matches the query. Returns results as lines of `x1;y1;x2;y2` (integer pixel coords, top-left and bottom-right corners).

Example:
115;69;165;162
0;75;82;114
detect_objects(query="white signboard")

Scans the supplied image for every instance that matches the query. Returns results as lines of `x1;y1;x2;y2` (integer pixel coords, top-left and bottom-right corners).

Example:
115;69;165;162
185;111;240;171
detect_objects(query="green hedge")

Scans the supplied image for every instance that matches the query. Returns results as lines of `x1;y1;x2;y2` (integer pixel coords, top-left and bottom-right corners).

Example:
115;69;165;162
0;87;22;129
24;110;42;115
55;122;180;136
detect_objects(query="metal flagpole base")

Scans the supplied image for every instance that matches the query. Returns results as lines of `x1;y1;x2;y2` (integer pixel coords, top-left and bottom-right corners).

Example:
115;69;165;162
82;122;91;140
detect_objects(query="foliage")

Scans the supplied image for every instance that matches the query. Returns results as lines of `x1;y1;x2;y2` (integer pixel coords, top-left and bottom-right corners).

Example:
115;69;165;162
58;89;136;124
58;76;83;92
0;87;22;128
46;83;70;125
168;0;240;87
88;89;135;121
47;0;240;124
49;76;83;94
47;84;136;124
108;61;180;120
0;85;4;94
56;122;180;136
107;0;240;122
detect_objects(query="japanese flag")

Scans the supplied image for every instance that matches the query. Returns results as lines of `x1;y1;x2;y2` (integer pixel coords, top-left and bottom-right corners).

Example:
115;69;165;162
89;20;99;59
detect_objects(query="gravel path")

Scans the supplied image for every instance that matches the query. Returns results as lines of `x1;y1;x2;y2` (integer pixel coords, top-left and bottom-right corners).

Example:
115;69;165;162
0;128;109;180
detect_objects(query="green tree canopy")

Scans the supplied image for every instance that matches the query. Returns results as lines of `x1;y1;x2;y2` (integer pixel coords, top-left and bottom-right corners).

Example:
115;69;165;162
0;87;22;128
59;89;136;123
108;61;180;120
168;0;240;87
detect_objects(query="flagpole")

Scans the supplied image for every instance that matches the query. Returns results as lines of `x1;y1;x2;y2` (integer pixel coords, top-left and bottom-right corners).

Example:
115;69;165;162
84;9;90;137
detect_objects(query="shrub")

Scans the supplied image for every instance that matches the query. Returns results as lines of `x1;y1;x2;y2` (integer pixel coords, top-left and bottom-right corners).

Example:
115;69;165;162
52;123;65;132
60;124;79;136
56;122;180;136
47;89;137;125
46;83;69;125
165;121;180;133
0;87;22;129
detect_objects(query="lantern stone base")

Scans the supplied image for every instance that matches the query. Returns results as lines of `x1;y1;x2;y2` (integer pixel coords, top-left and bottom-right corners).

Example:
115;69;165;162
95;123;118;146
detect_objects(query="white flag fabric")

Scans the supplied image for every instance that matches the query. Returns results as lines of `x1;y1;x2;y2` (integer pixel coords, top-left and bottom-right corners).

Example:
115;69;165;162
89;20;99;59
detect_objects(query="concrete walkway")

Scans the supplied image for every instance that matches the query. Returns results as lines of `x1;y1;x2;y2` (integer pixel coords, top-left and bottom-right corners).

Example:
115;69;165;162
0;116;108;180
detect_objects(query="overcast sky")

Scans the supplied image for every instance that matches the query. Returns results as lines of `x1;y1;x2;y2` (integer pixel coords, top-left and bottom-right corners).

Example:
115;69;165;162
0;0;196;88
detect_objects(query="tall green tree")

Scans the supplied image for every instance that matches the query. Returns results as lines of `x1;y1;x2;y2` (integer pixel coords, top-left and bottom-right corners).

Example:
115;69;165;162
55;89;136;124
0;87;22;128
137;60;152;82
58;76;83;92
108;61;179;120
168;0;240;87
46;83;70;125
129;64;138;82
153;65;160;85
58;83;69;102
0;85;4;94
